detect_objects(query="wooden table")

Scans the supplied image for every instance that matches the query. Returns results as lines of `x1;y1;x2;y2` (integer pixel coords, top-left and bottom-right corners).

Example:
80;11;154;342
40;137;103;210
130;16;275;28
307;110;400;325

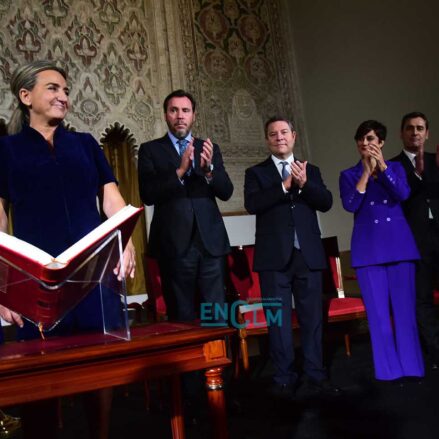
0;322;234;439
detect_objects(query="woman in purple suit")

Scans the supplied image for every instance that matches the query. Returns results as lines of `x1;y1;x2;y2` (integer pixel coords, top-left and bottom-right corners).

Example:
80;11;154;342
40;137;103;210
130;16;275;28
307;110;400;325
339;120;424;381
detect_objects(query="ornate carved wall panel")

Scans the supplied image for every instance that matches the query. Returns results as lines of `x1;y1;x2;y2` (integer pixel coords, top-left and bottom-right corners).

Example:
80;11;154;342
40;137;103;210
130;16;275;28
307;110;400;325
0;0;305;213
176;0;307;212
0;0;165;147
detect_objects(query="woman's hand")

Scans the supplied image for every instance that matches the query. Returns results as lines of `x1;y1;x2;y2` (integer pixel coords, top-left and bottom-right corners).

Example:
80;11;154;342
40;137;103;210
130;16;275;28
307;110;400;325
361;157;374;176
368;143;387;172
357;158;374;192
0;304;23;327
113;238;136;281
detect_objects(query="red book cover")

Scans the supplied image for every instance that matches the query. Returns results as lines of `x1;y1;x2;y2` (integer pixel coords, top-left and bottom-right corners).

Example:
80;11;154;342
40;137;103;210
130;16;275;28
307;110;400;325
0;205;143;329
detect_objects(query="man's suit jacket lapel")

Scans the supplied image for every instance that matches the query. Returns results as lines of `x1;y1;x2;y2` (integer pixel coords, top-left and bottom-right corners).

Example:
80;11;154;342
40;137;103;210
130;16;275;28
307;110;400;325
192;138;204;174
158;134;181;167
262;157;282;183
397;151;414;174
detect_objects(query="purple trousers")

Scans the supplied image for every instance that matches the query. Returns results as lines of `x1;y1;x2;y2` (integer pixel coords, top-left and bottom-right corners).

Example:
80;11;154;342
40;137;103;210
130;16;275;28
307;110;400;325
356;261;424;380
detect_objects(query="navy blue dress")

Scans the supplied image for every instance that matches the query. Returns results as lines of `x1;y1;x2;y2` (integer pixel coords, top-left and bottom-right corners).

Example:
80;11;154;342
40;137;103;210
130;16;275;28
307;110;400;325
0;124;120;339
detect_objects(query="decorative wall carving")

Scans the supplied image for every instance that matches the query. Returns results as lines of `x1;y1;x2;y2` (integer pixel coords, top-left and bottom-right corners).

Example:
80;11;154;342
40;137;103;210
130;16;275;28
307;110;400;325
0;0;305;214
0;0;158;146
178;0;307;212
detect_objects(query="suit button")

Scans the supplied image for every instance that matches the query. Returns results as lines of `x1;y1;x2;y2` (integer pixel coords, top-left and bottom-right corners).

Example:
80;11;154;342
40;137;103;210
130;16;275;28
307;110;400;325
370;201;375;205
386;217;391;222
374;219;379;224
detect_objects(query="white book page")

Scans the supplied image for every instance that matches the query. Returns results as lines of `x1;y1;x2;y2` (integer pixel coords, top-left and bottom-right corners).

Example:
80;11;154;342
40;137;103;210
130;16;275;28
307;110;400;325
0;231;53;266
55;205;137;264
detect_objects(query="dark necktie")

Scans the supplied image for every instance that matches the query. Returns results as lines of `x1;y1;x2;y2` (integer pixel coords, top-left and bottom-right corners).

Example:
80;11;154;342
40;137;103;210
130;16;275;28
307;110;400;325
415;153;424;175
281;160;300;248
177;139;191;176
280;161;289;180
177;139;188;156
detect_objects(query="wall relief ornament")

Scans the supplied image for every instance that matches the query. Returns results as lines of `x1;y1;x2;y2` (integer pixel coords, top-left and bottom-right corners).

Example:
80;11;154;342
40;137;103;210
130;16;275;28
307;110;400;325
125;92;155;138
238;14;266;48
43;0;69;27
118;12;149;72
8;7;48;61
198;5;230;43
203;49;235;82
46;39;81;83
98;0;122;35
0;0;305;215
0;0;12;20
66;16;104;67
95;42;132;105
70;76;110;126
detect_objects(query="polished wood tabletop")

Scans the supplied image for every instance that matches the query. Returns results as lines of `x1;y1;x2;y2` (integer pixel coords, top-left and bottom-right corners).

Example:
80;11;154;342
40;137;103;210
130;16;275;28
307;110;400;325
0;322;235;439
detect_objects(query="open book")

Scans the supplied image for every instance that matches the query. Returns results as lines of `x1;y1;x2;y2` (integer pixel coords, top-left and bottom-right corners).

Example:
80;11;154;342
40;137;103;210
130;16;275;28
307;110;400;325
0;205;143;283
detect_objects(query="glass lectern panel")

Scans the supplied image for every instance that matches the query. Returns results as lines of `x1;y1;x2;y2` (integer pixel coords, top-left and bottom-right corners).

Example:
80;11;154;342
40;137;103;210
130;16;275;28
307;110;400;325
0;230;130;341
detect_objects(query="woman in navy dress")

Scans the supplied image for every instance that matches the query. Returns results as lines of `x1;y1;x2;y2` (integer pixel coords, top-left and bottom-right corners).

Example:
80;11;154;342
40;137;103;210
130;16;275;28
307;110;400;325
0;61;136;438
339;120;424;382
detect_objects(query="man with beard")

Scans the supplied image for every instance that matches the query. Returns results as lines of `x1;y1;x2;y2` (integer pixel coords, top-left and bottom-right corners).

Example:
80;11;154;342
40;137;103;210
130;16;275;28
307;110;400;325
138;89;233;322
391;112;439;368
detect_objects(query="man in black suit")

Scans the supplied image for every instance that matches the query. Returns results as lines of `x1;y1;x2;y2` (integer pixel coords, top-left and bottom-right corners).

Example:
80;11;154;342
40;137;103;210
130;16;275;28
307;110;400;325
244;116;334;398
391;112;439;367
138;89;233;321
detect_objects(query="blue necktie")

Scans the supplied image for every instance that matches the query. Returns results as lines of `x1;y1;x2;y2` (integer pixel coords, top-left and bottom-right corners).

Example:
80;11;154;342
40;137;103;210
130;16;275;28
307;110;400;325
281;160;300;248
280;161;289;180
177;139;188;156
177;139;191;176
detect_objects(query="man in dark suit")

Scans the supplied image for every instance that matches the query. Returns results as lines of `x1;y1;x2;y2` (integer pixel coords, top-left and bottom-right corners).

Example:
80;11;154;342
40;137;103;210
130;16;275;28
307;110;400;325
391;112;439;368
138;89;233;321
244;116;334;398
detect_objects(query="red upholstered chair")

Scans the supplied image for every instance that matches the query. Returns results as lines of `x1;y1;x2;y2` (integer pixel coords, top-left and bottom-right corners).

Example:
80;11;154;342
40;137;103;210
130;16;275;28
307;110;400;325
127;257;165;324
226;237;367;376
321;237;367;356
144;256;167;322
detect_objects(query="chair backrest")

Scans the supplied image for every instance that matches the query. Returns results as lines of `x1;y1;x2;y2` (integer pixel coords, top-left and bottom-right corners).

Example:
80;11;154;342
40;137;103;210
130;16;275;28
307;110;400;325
144;256;167;320
321;236;345;298
226;245;262;302
226;239;345;301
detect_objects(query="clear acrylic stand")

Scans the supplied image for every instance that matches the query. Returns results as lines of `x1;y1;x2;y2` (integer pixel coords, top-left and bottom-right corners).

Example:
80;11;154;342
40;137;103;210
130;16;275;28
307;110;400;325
0;230;130;340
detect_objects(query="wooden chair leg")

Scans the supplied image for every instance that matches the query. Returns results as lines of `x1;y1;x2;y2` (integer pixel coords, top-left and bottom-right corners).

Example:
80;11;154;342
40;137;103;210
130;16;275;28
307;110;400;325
239;329;250;373
232;333;241;379
143;380;151;411
57;398;63;429
344;333;352;357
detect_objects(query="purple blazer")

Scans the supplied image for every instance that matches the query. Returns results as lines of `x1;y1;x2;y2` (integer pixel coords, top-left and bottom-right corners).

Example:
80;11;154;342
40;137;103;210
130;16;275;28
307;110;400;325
339;161;420;268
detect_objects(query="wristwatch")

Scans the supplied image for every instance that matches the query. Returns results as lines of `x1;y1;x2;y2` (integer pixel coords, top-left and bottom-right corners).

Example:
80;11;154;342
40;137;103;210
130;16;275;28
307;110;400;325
204;163;214;173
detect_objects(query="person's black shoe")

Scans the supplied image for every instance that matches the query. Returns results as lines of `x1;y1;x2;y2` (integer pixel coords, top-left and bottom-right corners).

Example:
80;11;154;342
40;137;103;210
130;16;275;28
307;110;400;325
430;355;439;370
296;377;342;399
374;378;405;392
429;350;439;370
316;379;343;396
403;376;424;385
266;382;296;401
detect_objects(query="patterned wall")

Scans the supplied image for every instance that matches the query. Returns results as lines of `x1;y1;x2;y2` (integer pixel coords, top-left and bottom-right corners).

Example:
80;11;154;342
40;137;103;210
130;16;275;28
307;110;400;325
179;0;307;211
0;0;305;213
0;0;159;149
